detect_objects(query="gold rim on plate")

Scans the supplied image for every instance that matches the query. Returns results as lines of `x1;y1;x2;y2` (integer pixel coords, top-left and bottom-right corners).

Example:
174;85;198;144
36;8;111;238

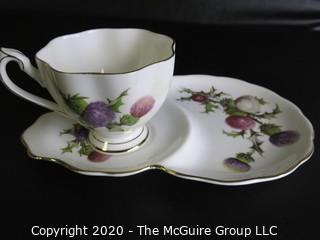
21;136;314;185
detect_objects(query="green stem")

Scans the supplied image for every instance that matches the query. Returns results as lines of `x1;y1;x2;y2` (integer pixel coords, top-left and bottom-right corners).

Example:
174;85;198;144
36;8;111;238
207;98;221;104
248;149;255;156
249;116;263;124
178;97;192;101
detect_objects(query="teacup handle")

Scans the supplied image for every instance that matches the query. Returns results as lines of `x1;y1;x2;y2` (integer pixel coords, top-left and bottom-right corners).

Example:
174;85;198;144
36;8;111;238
0;47;61;112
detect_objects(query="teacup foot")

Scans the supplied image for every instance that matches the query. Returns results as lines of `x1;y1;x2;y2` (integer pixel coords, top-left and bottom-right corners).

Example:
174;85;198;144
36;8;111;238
88;126;149;155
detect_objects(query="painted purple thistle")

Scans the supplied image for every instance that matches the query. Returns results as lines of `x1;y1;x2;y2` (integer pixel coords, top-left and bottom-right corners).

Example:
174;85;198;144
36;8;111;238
82;101;115;128
269;130;300;147
130;96;155;118
73;125;89;141
223;158;251;172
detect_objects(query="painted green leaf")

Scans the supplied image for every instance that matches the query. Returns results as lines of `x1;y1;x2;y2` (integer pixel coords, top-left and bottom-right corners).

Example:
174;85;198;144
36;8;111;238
107;124;125;132
250;142;263;155
220;98;236;109
61;142;78;154
179;88;193;94
66;94;89;114
177;96;192;101
110;98;124;113
120;114;139;126
257;104;282;119
213;91;226;98
79;142;93;156
260;123;282;136
204;102;218;113
225;108;248;117
248;131;264;155
220;98;248;116
208;86;217;96
108;89;129;113
249;135;263;155
255;97;267;105
223;130;246;138
60;127;73;136
210;86;227;98
236;152;255;163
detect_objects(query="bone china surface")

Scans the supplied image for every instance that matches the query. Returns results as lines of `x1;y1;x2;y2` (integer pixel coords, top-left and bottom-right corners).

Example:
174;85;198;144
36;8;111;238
22;75;314;185
0;29;175;153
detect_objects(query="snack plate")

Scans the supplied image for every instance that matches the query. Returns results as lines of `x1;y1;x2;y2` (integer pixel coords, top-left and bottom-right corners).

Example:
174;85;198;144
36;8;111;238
22;75;314;185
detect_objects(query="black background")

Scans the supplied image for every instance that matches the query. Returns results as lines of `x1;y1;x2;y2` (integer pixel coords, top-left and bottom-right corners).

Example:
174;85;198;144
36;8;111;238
1;1;320;239
2;0;320;26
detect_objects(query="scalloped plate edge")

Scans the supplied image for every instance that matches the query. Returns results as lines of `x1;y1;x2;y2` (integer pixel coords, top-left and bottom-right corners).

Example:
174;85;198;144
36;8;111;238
21;134;314;186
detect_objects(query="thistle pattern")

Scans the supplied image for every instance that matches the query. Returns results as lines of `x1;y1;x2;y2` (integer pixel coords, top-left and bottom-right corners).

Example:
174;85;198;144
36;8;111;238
178;86;300;172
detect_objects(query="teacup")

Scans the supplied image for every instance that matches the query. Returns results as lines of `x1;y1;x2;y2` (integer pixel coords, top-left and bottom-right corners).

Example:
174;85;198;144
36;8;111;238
0;28;175;154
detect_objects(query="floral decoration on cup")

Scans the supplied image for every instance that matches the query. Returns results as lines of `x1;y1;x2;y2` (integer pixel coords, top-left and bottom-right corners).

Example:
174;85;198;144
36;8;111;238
61;90;155;131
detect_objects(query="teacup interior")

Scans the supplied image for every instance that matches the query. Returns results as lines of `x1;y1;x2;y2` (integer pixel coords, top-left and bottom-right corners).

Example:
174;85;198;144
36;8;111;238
36;29;174;74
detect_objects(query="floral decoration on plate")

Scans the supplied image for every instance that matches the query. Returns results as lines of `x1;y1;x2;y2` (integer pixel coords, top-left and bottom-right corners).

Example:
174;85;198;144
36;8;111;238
60;124;111;162
178;86;300;172
61;90;155;131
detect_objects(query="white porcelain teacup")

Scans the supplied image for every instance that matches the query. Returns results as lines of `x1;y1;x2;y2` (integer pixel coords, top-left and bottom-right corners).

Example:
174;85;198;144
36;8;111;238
0;28;175;154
